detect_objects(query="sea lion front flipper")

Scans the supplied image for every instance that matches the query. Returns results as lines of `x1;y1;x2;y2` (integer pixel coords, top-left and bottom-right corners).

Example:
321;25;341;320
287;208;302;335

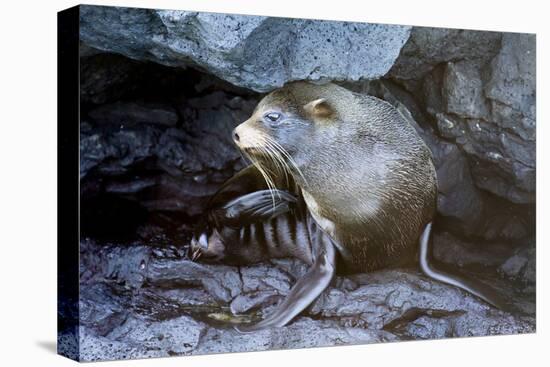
205;164;298;228
207;164;297;211
223;189;297;220
234;232;336;333
210;189;297;228
419;222;516;312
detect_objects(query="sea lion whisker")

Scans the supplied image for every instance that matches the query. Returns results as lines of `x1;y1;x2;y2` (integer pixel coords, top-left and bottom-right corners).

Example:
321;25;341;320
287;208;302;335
265;136;307;185
270;141;295;184
257;137;282;176
259;146;285;206
236;146;251;167
262;137;291;187
261;136;290;176
244;147;279;208
254;136;289;200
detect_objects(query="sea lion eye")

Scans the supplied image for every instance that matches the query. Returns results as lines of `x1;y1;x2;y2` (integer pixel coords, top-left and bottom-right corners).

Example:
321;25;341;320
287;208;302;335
264;112;281;123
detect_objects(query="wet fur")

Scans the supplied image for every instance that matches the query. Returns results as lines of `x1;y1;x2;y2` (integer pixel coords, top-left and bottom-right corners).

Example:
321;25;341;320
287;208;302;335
194;82;511;331
235;82;437;273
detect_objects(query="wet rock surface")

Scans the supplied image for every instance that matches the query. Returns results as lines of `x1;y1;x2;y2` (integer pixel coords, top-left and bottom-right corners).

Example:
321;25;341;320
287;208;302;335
67;11;537;362
68;239;534;361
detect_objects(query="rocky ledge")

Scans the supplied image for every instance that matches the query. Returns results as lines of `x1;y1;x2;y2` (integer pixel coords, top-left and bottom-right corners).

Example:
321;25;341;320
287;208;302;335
59;239;534;361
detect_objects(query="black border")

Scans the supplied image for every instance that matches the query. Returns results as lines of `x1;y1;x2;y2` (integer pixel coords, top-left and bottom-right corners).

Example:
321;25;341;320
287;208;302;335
57;5;80;361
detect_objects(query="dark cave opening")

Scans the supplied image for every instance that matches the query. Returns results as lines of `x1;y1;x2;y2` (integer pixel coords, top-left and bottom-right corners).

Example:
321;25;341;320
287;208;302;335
79;52;261;248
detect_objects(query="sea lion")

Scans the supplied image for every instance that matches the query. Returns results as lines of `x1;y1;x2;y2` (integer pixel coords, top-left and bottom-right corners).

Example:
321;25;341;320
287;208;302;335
191;81;509;332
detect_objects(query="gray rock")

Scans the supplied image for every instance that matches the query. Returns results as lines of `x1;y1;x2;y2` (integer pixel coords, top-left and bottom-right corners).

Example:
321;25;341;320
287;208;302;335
397;309;534;340
89;101;179;127
230;290;283;315
146;258;243;303
451;312;534;336
434;52;536;203
79;239;151;289
270;258;310;279
480;33;535;201
421;35;535;204
443;60;489;119
79;5;411;92
421;64;446;118
486;33;536;122
78;327;146;362
431;140;485;234
389;28;535;205
309;270;534;338
156;288;218;307
79;283;130;336
389;27;502;82
80;94;247;179
78;317;206;361
80;52;141;105
193;318;395;355
225;263;308;315
107;315;205;354
500;255;527;278
57;330;79;361
432;231;515;268
76;238;534;361
240;263;294;294
434;111;535;204
311;271;483;326
402;314;454;339
499;245;536;284
80;88;256;217
79;243;222;332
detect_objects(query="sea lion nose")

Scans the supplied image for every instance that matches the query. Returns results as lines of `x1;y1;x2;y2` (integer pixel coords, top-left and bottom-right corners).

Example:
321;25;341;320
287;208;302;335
233;130;240;142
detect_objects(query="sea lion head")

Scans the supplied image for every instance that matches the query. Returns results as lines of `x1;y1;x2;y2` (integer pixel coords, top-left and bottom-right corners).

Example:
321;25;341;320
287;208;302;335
232;81;436;237
232;82;343;186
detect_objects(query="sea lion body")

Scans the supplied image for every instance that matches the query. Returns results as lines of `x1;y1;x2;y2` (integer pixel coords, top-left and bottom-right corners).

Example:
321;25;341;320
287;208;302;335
233;82;437;272
191;81;508;331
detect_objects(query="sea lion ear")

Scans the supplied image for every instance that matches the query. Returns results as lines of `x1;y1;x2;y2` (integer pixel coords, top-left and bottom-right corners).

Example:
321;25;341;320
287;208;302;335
303;98;334;118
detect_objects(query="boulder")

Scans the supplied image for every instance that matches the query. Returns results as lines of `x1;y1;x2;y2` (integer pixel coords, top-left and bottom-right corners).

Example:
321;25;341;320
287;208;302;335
79;5;411;92
389;27;502;83
391;30;535;204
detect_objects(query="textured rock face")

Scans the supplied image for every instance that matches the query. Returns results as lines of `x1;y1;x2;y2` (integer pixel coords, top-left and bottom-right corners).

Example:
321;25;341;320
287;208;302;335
390;31;536;205
79;63;258;226
69;239;534;361
79;5;411;92
389;27;502;82
71;7;536;362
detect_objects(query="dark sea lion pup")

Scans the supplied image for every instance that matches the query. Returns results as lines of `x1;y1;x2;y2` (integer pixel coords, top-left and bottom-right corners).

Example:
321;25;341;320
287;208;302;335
191;81;509;332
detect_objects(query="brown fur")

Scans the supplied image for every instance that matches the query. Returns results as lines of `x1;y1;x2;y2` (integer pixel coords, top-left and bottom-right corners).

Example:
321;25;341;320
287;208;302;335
234;81;438;273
